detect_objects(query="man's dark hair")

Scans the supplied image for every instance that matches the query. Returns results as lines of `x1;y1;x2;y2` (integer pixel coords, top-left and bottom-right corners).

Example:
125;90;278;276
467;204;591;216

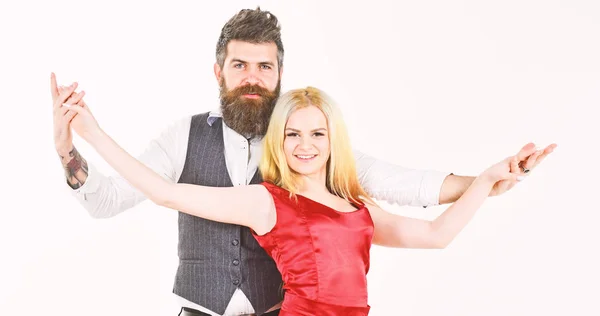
216;7;284;70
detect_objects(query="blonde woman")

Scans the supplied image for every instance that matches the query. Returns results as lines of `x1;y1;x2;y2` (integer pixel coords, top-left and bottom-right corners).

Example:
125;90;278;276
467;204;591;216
61;86;529;315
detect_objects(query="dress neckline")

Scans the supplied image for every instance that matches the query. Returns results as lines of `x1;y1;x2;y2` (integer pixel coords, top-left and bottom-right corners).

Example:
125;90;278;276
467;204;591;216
296;193;367;215
262;181;367;214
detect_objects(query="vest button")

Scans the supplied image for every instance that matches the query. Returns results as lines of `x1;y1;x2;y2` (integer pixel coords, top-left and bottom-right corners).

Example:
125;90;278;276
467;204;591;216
232;239;239;246
232;279;240;285
232;259;240;266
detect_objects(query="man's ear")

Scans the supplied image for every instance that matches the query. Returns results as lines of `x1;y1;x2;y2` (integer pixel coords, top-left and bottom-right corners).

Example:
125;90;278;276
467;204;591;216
214;63;222;82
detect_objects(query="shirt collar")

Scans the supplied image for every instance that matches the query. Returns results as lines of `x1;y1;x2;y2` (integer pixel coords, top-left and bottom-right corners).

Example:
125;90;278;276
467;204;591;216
207;109;222;126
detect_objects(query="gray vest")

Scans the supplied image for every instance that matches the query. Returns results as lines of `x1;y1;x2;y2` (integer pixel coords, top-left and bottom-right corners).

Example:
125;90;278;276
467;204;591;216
173;113;283;315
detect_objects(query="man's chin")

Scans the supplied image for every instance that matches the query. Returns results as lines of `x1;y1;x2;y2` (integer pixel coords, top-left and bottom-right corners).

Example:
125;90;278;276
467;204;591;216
235;97;265;108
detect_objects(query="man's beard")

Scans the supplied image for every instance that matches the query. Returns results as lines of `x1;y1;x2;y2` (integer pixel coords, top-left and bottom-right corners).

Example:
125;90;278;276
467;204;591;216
219;78;281;139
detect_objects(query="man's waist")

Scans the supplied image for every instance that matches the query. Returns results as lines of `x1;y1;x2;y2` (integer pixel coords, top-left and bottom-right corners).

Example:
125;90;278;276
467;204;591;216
180;307;258;316
175;291;281;316
176;292;253;316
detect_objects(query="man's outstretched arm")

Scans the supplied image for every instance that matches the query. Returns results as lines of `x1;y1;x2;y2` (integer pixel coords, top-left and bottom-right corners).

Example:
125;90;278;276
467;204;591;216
354;142;556;207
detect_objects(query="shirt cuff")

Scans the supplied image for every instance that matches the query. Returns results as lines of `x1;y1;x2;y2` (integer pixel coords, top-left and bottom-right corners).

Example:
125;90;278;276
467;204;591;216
420;170;453;207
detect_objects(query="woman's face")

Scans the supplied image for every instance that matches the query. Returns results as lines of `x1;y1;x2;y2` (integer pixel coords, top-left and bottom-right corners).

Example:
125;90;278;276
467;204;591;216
283;105;330;180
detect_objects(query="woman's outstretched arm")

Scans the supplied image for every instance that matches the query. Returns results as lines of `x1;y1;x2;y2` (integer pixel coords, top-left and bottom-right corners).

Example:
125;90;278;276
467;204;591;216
368;154;525;249
63;102;275;234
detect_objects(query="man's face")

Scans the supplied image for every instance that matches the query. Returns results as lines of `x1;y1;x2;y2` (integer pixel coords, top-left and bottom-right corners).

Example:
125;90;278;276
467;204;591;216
215;40;282;138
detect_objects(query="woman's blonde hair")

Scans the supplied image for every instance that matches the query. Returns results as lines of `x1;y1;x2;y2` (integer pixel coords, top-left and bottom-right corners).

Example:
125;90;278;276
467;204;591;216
259;86;374;206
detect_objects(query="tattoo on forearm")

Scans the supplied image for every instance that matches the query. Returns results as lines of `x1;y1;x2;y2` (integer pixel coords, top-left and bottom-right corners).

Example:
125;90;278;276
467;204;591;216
60;147;89;189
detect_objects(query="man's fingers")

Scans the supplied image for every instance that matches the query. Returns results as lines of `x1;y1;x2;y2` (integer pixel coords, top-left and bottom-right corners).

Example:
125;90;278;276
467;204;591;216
62;91;76;106
65;90;86;106
50;72;58;101
53;82;79;108
56;84;87;110
54;91;84;118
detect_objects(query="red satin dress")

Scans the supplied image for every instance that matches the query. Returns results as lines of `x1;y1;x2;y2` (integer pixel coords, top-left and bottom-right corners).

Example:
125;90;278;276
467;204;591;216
252;182;375;315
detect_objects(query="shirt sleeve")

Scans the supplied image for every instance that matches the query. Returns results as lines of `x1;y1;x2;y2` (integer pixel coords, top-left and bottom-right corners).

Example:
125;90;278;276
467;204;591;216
353;149;451;208
66;115;192;218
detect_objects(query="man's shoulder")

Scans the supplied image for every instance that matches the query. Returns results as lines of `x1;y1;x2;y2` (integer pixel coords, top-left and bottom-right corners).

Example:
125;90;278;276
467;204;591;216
167;111;214;129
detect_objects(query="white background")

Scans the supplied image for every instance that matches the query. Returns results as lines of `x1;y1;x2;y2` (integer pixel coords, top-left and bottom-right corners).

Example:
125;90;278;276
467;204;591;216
1;0;598;315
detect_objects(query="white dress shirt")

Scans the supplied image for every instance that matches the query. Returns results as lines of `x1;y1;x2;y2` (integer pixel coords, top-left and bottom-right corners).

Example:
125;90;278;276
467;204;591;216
68;109;450;315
